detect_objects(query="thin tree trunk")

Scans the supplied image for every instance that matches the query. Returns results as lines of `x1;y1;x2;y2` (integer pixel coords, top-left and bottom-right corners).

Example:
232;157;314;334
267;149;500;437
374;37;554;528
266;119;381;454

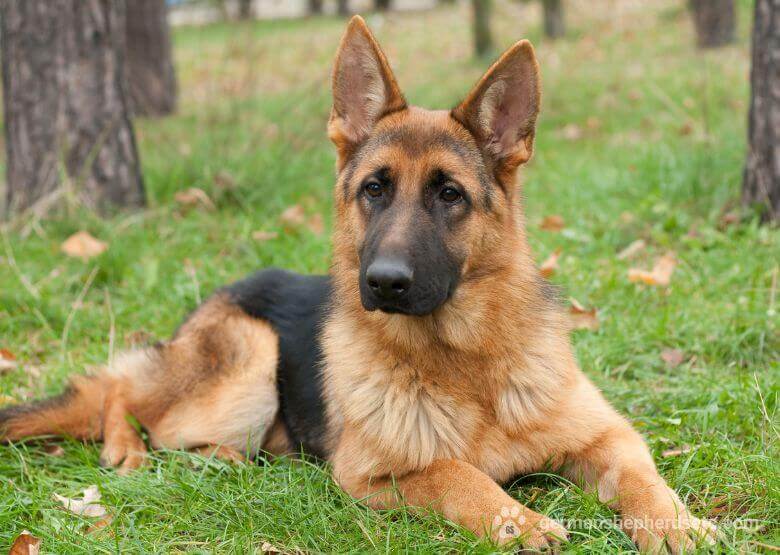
1;0;145;213
308;0;323;14
472;0;494;58
742;0;780;222
689;0;735;48
375;0;391;11
337;0;350;16
237;0;253;19
126;0;177;117
542;0;565;39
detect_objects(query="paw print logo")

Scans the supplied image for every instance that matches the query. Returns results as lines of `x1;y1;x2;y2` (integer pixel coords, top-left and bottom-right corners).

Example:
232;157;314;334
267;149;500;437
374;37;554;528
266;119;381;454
493;506;526;540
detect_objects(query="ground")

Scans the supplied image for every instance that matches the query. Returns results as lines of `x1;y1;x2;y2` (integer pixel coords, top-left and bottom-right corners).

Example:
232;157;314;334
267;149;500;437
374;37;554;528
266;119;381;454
0;0;777;552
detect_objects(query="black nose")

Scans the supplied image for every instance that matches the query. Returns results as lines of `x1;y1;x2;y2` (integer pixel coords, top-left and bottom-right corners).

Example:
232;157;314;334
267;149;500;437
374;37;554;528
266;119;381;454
366;258;413;301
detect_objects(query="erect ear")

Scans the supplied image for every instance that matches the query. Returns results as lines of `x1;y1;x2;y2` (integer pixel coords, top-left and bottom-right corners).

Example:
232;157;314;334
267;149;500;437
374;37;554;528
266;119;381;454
328;16;406;165
452;40;541;172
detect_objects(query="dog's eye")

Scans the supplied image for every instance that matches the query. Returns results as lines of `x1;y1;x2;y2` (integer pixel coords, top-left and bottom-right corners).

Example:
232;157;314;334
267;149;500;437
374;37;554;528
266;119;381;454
364;180;383;198
439;186;462;203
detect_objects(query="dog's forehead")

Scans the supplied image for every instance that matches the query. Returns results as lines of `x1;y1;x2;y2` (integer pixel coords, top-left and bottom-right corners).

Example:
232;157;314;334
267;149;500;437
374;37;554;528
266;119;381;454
362;107;482;166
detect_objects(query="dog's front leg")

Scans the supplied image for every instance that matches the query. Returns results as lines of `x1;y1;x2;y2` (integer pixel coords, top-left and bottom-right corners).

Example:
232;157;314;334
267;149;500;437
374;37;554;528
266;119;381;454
333;447;568;548
566;422;718;553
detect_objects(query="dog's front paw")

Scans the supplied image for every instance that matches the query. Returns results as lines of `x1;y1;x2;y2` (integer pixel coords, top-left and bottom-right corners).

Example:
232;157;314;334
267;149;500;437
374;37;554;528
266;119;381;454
491;505;568;550
625;498;718;554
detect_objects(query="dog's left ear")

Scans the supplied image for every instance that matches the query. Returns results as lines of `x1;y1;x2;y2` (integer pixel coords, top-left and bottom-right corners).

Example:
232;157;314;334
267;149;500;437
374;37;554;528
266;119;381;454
328;16;406;166
452;40;541;173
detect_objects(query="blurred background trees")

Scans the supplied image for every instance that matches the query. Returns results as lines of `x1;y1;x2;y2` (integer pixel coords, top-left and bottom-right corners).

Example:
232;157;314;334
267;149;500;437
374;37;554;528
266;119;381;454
743;0;779;222
542;0;565;38
472;0;495;57
0;0;145;213
1;0;776;224
126;0;178;117
689;0;735;48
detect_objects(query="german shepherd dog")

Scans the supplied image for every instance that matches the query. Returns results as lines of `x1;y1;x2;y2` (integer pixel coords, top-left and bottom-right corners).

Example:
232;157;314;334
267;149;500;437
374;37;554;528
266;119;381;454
1;17;718;552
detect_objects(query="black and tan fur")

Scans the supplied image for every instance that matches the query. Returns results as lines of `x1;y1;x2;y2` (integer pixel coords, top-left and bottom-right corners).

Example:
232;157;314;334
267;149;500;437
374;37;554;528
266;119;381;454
1;17;718;552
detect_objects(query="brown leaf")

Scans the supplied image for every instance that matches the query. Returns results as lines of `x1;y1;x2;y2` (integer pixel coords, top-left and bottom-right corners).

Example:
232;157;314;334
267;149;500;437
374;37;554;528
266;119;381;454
44;444;65;457
86;514;114;535
661;348;686;368
213;171;236;191
9;531;40;555
252;230;279;242
569;297;599;331
539;249;562;278
586;116;602;130
661;445;693;458
628;253;677;287
279;204;306;227
0;348;18;374
719;210;741;228
0;348;16;360
616;239;646;260
560;123;583;141
60;231;108;260
678;121;694;136
306;213;325;236
53;485;108;518
540;215;565;232
174;187;215;211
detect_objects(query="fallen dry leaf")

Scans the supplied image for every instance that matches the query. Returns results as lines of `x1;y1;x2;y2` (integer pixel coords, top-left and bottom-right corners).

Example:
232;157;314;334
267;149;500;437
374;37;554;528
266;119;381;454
61;231;108;260
569;297;599;331
560;123;583;141
44;444;65;457
617;239;646;260
9;531;40;555
174;187;215;211
86;514;114;535
252;230;279;242
662;445;693;458
0;394;18;406
306;213;325;236
661;348;686;369
719;210;741;228
279;204;306;227
0;349;17;374
678;121;694;136
628;253;677;287
586;116;602;130
540;215;565;232
53;485;108;518
213;171;236;191
539;249;562;278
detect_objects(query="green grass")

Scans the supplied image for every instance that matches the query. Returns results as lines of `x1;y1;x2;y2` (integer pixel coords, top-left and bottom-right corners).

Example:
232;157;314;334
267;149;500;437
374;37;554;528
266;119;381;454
1;0;778;552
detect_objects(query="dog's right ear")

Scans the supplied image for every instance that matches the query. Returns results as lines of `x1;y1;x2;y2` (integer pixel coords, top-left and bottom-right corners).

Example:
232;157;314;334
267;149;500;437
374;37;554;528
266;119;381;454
328;16;406;167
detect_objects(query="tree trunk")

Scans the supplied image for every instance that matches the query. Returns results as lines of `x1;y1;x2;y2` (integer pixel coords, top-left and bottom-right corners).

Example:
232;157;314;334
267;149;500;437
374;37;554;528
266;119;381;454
337;0;350;16
375;0;391;11
237;0;253;19
0;0;145;213
308;0;323;14
689;0;735;48
742;0;780;222
542;0;565;39
472;0;494;58
126;0;177;117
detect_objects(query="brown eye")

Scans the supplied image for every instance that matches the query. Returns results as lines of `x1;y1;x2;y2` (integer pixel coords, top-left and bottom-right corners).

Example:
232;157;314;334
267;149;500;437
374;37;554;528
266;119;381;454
440;186;461;203
365;180;383;198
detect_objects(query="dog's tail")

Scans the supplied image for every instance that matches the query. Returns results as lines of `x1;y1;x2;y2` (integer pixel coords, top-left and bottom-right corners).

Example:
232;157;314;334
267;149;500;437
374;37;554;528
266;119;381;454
0;374;109;442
